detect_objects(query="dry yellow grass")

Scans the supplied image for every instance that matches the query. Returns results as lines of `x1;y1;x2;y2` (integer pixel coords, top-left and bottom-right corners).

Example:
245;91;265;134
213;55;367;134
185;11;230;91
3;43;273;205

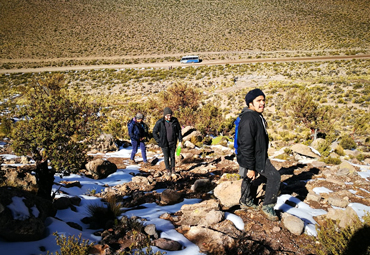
1;0;370;60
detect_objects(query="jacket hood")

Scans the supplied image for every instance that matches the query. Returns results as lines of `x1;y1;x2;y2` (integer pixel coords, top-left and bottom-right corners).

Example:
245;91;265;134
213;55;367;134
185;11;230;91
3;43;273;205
239;107;253;117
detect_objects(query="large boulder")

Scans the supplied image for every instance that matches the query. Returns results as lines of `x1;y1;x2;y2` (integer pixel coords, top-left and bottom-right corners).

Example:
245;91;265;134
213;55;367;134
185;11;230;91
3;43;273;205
0;187;56;242
214;179;242;209
85;158;117;179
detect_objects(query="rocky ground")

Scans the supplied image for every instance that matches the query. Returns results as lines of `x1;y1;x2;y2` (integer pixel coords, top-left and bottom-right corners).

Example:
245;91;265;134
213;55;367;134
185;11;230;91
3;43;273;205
1;129;370;254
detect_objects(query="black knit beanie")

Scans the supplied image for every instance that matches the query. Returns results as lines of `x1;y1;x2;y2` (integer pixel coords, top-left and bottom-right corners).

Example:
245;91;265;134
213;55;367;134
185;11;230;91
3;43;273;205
163;107;173;116
245;89;265;107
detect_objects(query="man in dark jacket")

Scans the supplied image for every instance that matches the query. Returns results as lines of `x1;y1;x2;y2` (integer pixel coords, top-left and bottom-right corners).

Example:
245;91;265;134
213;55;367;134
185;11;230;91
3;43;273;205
129;113;149;165
237;89;281;221
153;107;182;175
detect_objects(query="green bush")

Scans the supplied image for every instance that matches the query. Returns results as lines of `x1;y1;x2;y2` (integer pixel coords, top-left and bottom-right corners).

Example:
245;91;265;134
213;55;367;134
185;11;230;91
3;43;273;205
340;134;357;150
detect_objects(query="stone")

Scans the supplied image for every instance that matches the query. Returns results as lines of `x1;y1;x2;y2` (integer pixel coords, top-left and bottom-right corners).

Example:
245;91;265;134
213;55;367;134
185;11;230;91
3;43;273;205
0;187;56;242
93;133;118;153
326;206;359;229
152;238;182;251
339;161;357;174
184;140;195;149
144;224;158;239
182;126;203;143
327;195;349;208
85;158;117;179
53;197;72;210
213;180;242;209
291;144;320;158
160;189;183;205
198;209;224;227
281;213;304;235
306;192;321;202
190;178;212;192
180;225;235;254
177;199;220;226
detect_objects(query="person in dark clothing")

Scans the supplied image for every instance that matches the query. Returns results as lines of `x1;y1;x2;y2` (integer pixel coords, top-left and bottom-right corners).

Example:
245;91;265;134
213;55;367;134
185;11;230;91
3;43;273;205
237;89;281;221
153;107;182;175
129;113;149;165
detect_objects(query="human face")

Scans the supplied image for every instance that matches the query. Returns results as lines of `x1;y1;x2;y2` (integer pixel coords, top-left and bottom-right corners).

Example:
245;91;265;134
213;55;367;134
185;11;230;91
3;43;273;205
249;95;265;113
136;118;143;123
165;114;172;121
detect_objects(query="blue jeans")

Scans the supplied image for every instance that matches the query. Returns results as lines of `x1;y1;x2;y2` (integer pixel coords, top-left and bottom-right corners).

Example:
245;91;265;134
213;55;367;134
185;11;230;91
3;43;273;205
130;140;147;163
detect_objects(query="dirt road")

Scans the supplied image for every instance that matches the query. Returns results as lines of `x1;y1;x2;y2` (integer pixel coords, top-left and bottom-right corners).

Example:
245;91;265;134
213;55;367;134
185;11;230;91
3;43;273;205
1;54;370;74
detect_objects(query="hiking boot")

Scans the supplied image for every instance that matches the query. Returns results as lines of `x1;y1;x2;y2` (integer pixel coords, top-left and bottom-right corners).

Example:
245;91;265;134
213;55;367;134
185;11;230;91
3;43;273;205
165;169;171;176
262;204;279;221
171;167;176;174
240;200;258;210
129;159;137;165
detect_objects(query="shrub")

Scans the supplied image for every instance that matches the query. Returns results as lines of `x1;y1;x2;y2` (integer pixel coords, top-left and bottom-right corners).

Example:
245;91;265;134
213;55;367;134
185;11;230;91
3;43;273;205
312;213;370;255
47;232;94;255
322;156;341;165
334;145;345;156
340;134;357;150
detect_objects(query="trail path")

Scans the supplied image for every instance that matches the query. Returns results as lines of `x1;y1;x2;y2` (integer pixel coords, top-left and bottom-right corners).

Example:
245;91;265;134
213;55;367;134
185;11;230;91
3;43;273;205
1;54;370;74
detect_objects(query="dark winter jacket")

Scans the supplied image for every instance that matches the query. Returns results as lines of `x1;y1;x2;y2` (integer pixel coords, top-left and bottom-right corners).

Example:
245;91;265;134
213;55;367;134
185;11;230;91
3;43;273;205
153;117;182;147
129;119;148;142
236;107;269;173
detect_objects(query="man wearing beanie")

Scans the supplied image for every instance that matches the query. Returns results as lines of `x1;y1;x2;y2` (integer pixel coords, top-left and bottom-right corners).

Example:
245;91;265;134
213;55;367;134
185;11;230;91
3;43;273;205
128;112;149;166
153;107;183;175
237;88;281;221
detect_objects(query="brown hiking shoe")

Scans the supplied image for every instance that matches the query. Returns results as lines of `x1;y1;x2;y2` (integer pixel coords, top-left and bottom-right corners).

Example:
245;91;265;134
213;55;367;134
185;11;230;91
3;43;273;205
171;167;176;174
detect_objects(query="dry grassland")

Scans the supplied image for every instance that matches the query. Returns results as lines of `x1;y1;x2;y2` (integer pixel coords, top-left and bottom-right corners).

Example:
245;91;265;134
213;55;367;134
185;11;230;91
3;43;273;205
1;0;370;60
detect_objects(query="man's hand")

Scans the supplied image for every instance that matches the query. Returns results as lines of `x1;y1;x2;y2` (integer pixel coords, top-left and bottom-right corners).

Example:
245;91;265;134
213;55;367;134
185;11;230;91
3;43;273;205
247;170;256;180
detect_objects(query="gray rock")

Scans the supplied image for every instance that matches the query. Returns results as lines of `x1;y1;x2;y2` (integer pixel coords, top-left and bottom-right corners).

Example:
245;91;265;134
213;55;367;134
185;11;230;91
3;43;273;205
53;197;71;210
144;224;158;239
191;178;212;192
198;209;224;227
160;189;182;205
184;140;195;149
326;206;359;229
85;158;117;179
282;213;304;235
178;199;220;226
152;238;182;251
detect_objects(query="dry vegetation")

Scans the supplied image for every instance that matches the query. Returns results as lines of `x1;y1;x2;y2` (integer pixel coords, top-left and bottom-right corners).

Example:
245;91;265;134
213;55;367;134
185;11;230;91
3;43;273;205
1;0;370;63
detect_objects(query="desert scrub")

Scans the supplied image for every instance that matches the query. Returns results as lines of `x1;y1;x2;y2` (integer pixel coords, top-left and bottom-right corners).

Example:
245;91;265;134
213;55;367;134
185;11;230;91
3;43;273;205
312;213;370;255
47;232;94;255
322;156;341;165
339;134;357;150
